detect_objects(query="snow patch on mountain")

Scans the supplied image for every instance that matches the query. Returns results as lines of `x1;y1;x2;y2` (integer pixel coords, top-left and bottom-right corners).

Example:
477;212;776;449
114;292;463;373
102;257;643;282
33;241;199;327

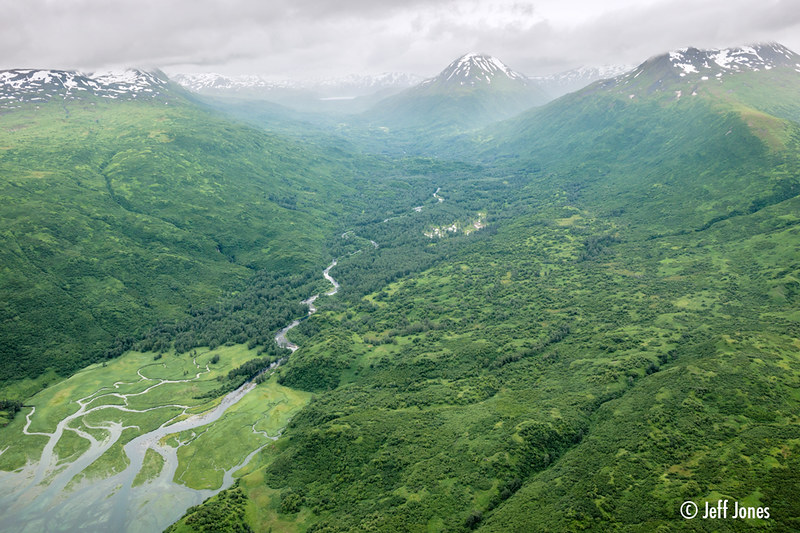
670;51;699;75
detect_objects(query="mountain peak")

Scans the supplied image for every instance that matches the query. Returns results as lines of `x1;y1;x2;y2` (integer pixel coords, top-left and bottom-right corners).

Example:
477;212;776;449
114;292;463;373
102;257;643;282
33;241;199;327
368;52;548;131
424;53;528;88
601;42;800;99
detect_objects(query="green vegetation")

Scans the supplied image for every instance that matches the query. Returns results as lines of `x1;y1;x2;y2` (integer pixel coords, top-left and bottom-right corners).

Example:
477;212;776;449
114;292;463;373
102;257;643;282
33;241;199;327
0;408;49;468
167;485;252;533
132;448;166;487
4;57;800;531
0;399;22;427
0;90;388;388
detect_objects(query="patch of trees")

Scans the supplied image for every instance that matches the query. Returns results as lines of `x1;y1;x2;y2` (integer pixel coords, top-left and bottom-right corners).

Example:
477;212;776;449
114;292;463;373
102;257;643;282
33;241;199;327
494;323;571;368
577;235;620;262
130;269;318;357
515;417;588;476
0;399;23;426
268;193;298;210
278;353;345;392
194;355;280;399
167;485;252;533
695;179;800;233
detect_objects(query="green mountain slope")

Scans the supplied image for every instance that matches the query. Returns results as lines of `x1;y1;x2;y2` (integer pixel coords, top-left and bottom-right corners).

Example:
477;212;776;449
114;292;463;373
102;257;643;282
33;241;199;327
477;44;800;235
0;75;380;384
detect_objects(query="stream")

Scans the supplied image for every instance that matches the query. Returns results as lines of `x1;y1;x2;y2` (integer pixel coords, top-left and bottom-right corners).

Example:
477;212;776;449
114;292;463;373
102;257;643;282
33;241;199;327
0;261;340;533
275;259;338;352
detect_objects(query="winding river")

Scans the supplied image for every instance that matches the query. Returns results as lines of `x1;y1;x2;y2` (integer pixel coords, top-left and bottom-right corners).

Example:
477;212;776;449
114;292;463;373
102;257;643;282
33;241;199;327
0;260;341;533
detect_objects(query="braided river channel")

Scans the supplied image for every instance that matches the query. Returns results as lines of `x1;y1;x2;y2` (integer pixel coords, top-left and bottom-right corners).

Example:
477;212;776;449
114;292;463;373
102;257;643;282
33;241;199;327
0;260;339;532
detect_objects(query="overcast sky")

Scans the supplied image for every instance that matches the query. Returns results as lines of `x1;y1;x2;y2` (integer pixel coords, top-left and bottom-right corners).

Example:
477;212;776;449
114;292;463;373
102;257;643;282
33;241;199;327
3;0;800;79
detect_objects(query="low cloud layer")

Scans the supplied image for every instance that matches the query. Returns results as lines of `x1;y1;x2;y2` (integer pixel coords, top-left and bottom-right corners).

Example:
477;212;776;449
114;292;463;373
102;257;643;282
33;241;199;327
3;0;800;78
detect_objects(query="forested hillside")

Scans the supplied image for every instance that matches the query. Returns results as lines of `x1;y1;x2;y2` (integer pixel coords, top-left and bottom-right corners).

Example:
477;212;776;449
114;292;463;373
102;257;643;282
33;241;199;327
0;83;389;387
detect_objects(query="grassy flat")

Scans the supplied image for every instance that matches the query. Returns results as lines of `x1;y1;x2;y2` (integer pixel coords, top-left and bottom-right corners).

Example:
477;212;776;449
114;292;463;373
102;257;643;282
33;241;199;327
173;379;311;490
132;448;166;487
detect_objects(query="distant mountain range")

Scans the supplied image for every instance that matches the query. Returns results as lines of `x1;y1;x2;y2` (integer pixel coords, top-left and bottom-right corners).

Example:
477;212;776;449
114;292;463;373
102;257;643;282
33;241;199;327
529;65;633;98
171;71;425;99
0;58;636;120
166;57;640;128
5;45;794;129
0;69;172;109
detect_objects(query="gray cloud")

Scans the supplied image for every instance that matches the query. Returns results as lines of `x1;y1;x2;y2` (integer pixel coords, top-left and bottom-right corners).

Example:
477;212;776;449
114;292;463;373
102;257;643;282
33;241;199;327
2;0;799;78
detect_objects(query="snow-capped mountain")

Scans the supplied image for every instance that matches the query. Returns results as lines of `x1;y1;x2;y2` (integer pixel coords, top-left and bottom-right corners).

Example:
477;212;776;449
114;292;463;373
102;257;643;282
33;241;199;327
366;53;548;131
172;72;424;99
419;53;531;89
0;69;171;109
604;43;800;98
530;65;632;98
